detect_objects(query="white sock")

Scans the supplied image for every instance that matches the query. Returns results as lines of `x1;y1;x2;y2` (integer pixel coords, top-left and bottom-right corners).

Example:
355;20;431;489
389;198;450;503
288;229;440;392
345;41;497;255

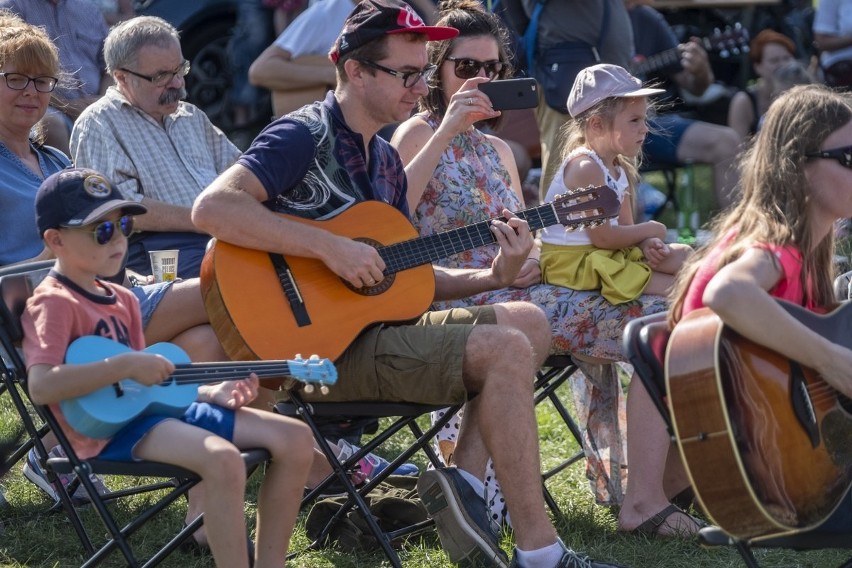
455;467;486;497
514;540;564;568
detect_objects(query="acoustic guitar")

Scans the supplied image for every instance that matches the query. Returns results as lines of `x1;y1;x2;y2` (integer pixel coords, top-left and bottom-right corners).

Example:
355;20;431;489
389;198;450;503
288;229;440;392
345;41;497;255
200;187;620;362
60;336;337;439
666;301;852;539
631;25;749;78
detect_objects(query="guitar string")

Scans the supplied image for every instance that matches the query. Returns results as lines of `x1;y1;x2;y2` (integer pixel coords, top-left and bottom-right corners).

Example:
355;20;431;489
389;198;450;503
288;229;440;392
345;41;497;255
378;203;559;273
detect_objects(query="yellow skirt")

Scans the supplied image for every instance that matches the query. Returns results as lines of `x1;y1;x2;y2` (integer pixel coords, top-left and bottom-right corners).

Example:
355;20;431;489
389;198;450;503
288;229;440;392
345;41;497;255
540;243;651;305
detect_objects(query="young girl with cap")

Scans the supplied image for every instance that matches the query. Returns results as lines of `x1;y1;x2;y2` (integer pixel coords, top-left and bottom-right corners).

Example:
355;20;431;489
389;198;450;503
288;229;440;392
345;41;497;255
539;63;692;305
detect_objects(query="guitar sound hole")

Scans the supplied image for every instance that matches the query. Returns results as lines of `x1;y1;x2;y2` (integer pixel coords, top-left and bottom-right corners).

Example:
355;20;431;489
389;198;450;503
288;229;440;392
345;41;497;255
341;237;393;296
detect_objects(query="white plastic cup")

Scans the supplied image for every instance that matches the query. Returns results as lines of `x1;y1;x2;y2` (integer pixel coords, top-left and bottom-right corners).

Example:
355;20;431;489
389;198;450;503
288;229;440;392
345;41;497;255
148;250;179;283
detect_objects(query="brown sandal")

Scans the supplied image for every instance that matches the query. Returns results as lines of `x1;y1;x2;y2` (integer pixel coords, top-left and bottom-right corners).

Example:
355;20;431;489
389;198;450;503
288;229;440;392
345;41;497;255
630;503;706;538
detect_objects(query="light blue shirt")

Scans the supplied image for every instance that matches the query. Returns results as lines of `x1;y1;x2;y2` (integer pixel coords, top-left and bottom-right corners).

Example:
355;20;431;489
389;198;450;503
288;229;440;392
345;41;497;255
0;142;70;266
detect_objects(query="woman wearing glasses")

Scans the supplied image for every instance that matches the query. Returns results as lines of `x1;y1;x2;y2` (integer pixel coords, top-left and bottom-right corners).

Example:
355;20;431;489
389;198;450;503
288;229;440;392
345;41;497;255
390;0;676;526
0;12;68;268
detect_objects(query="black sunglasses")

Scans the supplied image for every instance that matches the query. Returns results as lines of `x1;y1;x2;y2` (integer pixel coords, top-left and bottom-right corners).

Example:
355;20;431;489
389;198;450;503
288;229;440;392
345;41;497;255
446;57;505;80
805;145;852;169
71;215;135;245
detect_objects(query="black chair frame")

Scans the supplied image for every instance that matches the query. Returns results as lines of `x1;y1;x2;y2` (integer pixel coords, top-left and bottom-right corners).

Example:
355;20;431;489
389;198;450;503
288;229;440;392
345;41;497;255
0;263;270;567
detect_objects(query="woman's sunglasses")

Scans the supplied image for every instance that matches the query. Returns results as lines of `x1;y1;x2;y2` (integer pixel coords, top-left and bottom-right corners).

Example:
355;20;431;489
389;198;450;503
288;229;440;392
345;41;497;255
446;57;505;80
72;215;136;245
805;145;852;169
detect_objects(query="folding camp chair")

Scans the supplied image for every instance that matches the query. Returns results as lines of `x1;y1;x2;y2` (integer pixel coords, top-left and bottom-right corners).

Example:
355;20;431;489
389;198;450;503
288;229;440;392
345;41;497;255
534;354;586;516
276;392;463;568
623;311;852;568
0;264;270;567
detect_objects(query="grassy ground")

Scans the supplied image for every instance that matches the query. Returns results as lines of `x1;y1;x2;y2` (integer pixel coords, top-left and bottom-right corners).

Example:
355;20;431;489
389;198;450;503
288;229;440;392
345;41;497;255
0;166;848;567
1;385;848;568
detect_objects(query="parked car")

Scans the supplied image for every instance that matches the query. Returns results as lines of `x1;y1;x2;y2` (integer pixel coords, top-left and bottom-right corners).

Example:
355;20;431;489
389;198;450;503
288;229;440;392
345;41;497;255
134;0;270;139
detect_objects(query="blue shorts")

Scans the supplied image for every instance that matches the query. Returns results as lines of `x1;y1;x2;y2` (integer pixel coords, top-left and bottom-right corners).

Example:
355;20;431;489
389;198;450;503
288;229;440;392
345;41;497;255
97;402;236;462
130;281;175;329
644;114;694;165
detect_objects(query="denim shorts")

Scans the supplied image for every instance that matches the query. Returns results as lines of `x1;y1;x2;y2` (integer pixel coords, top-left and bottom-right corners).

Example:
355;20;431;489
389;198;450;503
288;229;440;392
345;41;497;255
130;281;175;329
96;402;236;462
644;114;694;165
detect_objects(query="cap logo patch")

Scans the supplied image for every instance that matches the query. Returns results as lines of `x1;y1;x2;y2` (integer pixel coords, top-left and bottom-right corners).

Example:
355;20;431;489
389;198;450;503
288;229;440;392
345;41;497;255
83;174;111;198
397;6;423;28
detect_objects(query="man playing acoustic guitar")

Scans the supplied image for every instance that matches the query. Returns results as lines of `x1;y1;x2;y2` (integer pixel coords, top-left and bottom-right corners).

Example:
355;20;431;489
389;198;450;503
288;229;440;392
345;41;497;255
192;1;624;567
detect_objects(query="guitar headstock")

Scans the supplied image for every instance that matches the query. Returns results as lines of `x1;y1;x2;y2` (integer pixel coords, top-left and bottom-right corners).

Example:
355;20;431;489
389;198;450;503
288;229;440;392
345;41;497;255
549;185;621;231
703;24;750;59
289;354;338;395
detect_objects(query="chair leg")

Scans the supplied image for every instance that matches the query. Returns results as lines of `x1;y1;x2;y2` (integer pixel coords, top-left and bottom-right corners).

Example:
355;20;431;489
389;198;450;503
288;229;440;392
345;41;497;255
534;362;585;517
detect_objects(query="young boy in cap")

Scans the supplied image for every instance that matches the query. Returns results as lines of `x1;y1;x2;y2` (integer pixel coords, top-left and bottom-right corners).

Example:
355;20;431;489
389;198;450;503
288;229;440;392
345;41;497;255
22;167;314;568
193;1;626;566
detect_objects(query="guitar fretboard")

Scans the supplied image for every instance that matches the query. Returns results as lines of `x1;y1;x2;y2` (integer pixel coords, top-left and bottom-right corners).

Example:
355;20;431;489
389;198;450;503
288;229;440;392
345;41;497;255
169;361;297;384
378;203;560;274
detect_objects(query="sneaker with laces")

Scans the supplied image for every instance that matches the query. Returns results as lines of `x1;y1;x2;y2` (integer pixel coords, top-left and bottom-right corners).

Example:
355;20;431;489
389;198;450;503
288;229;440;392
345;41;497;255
335;439;420;478
509;541;628;568
22;447;109;504
417;467;509;567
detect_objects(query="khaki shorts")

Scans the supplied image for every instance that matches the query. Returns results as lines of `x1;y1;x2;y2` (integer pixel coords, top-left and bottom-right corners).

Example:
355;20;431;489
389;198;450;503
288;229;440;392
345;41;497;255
301;305;497;404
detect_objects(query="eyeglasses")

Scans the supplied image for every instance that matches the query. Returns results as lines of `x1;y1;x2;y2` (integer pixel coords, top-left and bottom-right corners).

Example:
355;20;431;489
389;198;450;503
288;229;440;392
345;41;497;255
357;60;437;88
445;57;505;80
0;72;58;93
119;60;190;87
70;215;136;245
805;145;852;169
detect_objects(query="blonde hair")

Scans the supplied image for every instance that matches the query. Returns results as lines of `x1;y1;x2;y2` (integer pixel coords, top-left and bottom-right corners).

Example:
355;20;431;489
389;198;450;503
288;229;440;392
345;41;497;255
669;84;852;324
0;10;60;77
557;95;647;201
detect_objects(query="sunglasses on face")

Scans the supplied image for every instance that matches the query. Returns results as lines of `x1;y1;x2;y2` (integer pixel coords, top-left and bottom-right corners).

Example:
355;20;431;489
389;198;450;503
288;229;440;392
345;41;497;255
446;57;505;80
71;215;136;245
805;145;852;169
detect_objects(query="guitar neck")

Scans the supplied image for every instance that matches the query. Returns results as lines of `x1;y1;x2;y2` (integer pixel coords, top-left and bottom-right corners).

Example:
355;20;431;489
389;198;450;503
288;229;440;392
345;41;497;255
632;46;681;77
170;361;296;385
378;202;559;274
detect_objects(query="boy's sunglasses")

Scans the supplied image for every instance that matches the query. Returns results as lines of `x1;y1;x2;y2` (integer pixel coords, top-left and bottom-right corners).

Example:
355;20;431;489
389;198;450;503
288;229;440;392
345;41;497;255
446;57;505;80
805;145;852;169
71;215;135;245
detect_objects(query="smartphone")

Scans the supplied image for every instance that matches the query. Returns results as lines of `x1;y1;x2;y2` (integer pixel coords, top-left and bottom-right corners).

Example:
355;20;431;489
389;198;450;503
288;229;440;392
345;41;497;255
478;78;538;111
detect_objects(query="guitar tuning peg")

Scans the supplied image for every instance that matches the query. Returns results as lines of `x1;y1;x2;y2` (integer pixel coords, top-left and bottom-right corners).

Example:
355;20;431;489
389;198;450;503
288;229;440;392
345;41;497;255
295;353;304;360
565;225;576;232
303;384;315;394
320;385;330;395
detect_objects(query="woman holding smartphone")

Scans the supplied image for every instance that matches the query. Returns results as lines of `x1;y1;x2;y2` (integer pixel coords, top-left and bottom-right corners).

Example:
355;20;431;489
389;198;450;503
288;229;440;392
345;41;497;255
390;0;687;533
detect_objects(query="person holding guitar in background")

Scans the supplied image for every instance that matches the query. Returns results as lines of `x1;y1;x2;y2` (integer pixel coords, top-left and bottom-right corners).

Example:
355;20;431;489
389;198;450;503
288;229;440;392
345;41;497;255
21;168;315;568
668;84;852;537
193;1;627;567
628;3;741;210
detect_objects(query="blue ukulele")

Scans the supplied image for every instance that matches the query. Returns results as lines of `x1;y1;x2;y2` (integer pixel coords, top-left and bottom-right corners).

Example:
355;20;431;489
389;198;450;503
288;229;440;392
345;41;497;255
59;336;338;439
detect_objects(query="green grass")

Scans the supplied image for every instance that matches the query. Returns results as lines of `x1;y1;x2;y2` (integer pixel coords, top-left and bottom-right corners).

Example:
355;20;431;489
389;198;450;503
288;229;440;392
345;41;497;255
1;384;848;568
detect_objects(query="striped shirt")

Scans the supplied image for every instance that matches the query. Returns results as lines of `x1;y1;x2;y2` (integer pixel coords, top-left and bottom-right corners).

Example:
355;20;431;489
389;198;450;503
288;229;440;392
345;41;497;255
0;0;108;99
70;87;241;207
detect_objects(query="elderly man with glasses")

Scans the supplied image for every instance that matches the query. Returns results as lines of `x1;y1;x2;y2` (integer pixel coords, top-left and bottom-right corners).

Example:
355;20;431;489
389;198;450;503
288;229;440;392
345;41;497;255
70;15;241;280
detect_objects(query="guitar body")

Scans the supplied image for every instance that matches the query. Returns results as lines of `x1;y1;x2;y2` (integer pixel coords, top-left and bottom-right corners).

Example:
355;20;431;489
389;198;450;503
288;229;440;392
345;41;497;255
201;201;436;362
60;336;196;440
667;302;852;539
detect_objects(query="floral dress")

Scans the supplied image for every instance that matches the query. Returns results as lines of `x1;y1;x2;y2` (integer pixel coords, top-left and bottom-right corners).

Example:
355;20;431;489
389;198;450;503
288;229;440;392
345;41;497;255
411;114;668;517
